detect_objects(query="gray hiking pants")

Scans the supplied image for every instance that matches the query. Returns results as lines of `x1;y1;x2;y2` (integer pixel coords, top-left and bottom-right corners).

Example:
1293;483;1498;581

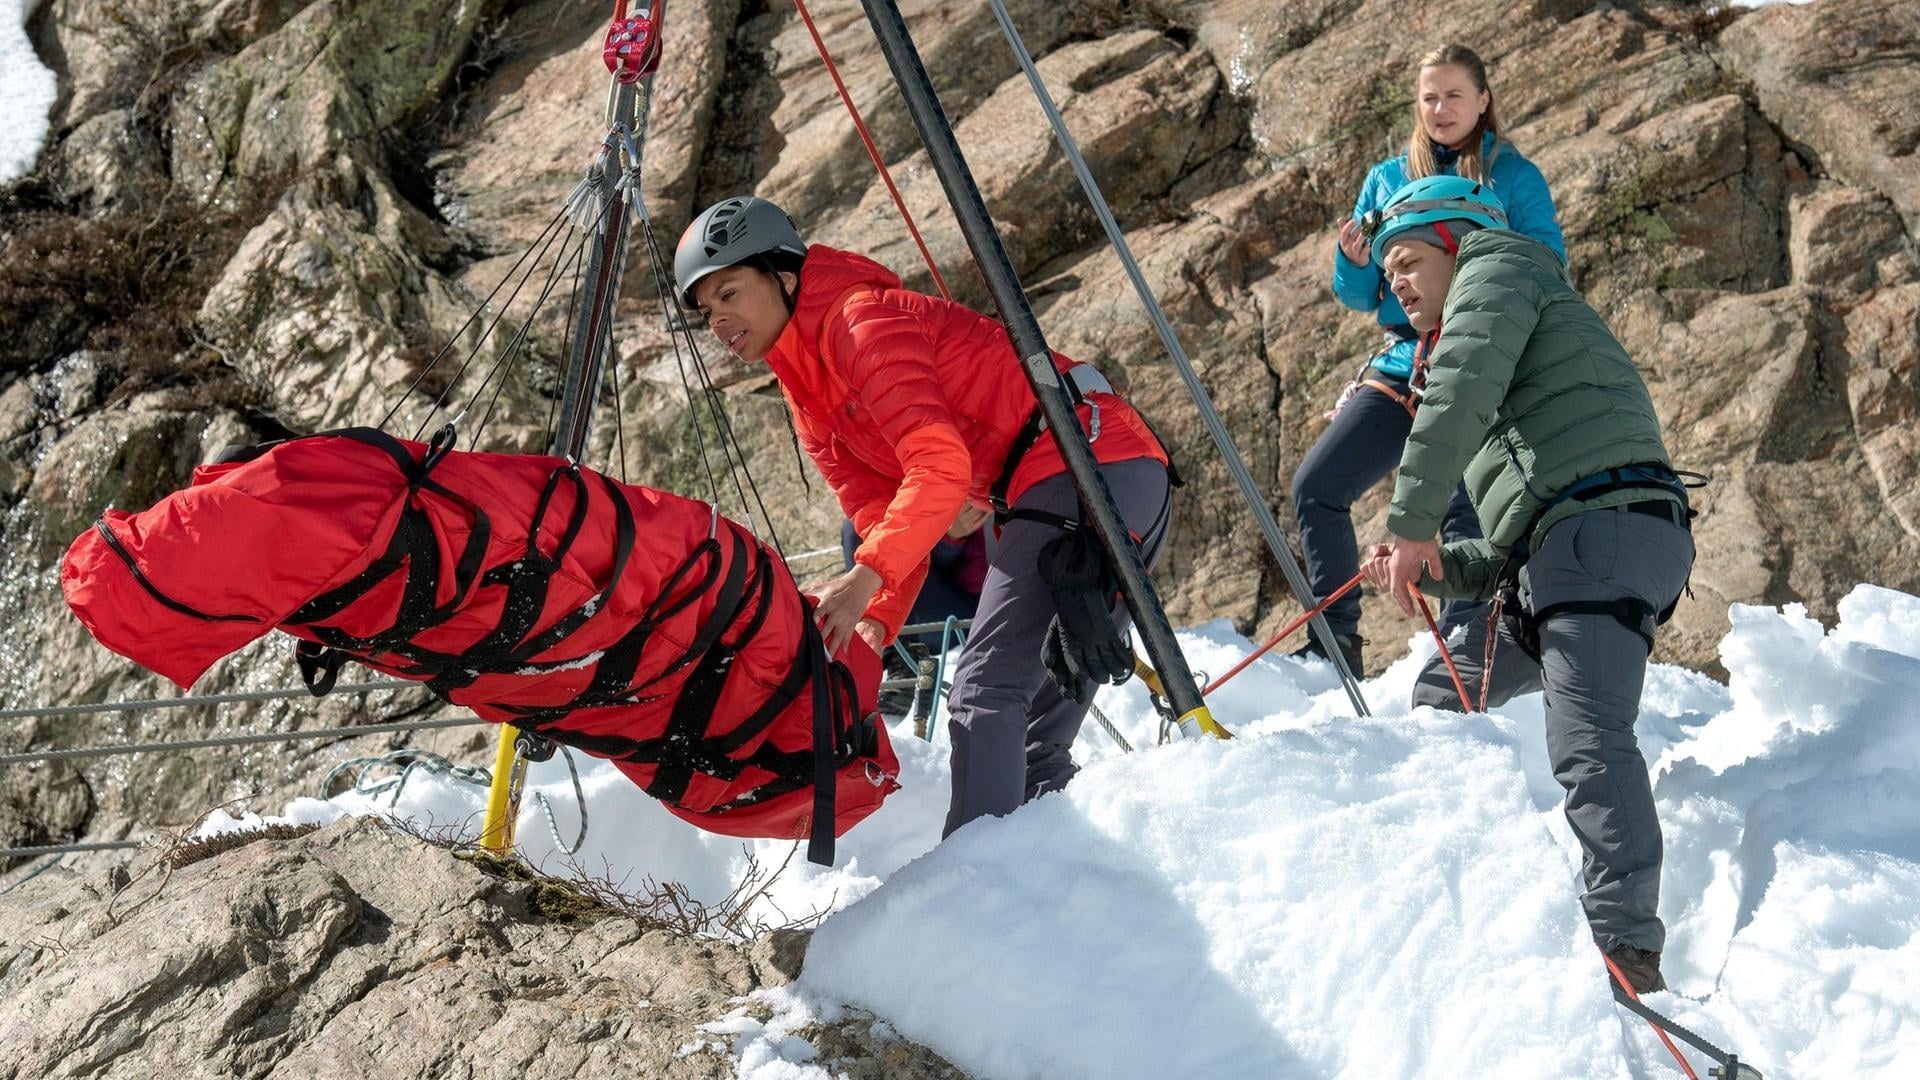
942;458;1172;838
1413;503;1694;953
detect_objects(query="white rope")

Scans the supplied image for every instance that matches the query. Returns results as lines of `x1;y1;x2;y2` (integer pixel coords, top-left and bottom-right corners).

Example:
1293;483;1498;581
0;839;144;860
0;681;419;722
0;716;484;767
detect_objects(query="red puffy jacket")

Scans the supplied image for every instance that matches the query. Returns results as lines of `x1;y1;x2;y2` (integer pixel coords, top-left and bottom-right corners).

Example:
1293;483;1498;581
61;428;899;860
766;247;1169;638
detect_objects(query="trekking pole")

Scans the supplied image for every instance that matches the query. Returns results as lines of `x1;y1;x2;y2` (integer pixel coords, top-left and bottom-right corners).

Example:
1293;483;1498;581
1203;572;1365;695
1414;590;1472;710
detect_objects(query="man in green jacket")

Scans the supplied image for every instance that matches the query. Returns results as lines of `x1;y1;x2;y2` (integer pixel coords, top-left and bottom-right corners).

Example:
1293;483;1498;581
1360;175;1695;993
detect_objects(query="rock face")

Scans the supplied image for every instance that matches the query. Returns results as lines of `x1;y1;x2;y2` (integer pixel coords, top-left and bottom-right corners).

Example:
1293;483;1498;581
1;0;1917;909
2;0;1917;1068
0;817;963;1078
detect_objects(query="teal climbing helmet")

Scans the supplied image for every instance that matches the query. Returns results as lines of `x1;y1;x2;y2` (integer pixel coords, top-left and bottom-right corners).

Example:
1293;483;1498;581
1363;175;1508;264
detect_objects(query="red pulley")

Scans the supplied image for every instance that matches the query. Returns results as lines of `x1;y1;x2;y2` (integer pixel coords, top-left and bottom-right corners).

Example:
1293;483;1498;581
603;2;663;83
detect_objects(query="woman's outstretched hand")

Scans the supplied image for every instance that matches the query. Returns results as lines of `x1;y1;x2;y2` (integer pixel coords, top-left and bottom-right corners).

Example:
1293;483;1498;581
812;563;883;655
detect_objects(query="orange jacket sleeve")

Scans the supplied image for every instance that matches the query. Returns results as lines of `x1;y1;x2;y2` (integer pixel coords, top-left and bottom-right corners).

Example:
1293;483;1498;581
827;294;972;638
786;385;937;644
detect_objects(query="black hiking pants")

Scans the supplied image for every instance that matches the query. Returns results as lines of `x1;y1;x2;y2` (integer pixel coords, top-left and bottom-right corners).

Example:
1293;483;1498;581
1291;374;1483;638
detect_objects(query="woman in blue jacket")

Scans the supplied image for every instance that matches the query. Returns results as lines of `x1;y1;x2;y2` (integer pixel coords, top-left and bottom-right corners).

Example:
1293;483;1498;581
1289;43;1566;674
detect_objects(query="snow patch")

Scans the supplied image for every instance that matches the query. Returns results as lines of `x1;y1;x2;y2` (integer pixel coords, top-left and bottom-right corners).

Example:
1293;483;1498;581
223;585;1920;1077
0;0;56;185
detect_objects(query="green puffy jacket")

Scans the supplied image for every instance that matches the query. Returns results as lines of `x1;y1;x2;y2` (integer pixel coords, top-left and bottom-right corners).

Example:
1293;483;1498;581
1386;229;1679;600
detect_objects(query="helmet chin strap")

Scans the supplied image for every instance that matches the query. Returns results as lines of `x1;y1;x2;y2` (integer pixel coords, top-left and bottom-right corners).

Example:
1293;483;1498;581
753;255;799;313
1433;220;1459;255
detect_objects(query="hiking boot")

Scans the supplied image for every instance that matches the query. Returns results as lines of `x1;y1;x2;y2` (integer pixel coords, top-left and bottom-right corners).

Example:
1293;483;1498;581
1606;945;1666;994
874;642;926;721
1289;631;1364;675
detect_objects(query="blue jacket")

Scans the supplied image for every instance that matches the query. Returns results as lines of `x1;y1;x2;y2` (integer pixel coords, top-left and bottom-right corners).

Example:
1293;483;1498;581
1332;132;1565;379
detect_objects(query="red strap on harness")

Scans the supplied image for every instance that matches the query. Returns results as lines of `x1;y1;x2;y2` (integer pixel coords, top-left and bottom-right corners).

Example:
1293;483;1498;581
603;1;663;83
1361;378;1418;419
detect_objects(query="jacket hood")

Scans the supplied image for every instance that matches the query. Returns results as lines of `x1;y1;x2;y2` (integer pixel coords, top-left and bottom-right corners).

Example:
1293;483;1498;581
764;245;906;414
1454;228;1568;282
788;246;902;336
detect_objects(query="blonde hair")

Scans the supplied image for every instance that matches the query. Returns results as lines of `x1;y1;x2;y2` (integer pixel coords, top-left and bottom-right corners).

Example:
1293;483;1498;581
1406;44;1500;182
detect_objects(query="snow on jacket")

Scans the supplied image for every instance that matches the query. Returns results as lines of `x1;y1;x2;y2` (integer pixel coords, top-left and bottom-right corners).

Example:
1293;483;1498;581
1332;132;1566;380
1386;229;1677;600
765;246;1169;639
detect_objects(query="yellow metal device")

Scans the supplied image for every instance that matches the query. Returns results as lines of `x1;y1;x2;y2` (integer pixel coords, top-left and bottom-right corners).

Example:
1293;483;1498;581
1133;656;1232;740
478;723;524;854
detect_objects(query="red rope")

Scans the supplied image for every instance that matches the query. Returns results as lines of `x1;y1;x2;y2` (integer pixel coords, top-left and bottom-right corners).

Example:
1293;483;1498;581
1601;950;1700;1079
791;0;953;301
1414;590;1472;710
1478;595;1502;713
1203;572;1365;695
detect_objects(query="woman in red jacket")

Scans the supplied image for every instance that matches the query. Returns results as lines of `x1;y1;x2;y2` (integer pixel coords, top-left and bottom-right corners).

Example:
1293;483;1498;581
675;196;1173;837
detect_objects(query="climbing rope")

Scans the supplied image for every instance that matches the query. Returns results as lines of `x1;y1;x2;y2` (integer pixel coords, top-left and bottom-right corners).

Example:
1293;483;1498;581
0;716;485;767
791;0;952;300
1202;572;1365;695
0;681;418;722
1089;703;1133;752
1603;951;1701;1079
1415;591;1473;709
424;219;585;443
377;203;574;432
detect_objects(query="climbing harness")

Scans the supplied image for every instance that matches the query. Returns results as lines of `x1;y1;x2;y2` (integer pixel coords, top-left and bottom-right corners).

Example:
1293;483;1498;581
1480;462;1704;703
989;363;1113;524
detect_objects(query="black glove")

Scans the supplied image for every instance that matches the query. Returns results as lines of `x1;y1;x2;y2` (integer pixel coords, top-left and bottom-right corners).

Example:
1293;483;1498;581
1036;528;1133;702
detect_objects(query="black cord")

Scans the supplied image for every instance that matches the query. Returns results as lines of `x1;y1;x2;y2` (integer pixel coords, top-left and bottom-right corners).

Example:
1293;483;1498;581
409;202;583;443
378;203;571;432
636;215;787;559
472;226;588;446
546;242;585;449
